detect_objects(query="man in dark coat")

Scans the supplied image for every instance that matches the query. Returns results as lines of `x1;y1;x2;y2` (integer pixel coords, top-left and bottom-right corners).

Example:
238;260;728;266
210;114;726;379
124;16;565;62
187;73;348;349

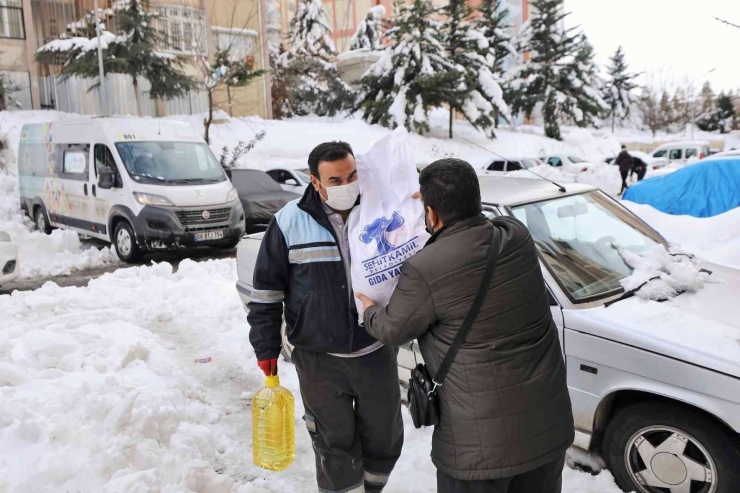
631;157;648;181
356;159;574;493
615;145;634;194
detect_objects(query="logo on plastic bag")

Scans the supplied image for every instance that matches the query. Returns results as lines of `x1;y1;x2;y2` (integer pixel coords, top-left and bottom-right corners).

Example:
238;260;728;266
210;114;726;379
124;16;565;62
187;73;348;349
360;211;421;286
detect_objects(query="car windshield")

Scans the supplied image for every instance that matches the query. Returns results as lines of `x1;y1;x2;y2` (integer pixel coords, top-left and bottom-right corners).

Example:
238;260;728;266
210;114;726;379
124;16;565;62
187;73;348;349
568;156;584;163
295;170;311;184
115;141;226;185
511;191;666;302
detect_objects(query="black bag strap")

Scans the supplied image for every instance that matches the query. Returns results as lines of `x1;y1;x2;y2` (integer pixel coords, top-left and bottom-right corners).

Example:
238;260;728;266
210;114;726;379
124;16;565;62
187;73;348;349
432;226;501;391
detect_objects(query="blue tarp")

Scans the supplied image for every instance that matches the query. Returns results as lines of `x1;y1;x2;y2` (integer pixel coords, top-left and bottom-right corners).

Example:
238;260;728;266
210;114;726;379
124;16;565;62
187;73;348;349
623;158;740;218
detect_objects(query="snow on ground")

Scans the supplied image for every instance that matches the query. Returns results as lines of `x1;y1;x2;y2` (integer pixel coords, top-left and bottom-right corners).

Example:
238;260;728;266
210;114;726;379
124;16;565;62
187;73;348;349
624;201;740;270
0;258;624;493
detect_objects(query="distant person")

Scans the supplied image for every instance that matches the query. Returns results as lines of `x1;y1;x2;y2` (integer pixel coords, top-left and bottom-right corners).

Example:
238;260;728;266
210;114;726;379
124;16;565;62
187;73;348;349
615;145;634;194
631;156;647;181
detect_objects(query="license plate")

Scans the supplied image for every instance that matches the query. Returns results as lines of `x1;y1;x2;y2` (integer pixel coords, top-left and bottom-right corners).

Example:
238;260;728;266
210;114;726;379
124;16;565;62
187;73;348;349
194;230;224;242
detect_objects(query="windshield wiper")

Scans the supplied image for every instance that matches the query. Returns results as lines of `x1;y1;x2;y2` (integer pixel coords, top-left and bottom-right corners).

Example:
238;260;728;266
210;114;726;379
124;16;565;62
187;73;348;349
170;178;221;184
604;276;662;308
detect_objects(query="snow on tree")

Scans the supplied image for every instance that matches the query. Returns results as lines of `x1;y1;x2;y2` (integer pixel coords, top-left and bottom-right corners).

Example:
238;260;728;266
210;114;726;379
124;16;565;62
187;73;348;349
602;46;638;132
348;5;385;51
277;0;354;117
441;0;509;137
697;92;737;133
357;0;468;134
506;0;607;140
36;0;195;117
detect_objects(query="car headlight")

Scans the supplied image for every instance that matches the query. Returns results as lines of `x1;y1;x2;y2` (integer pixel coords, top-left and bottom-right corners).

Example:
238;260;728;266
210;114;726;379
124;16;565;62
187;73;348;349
133;192;174;206
226;187;238;202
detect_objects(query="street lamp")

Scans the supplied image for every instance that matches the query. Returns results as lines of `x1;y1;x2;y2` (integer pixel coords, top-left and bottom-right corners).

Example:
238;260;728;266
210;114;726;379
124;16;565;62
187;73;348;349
690;68;716;140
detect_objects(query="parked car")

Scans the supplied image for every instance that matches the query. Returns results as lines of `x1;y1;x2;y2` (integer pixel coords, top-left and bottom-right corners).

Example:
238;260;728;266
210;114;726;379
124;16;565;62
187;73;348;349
229;168;301;231
236;175;740;493
266;166;311;193
651;140;711;164
484;157;544;172
624;156;740;217
705;148;740;160
544;154;595;173
0;231;19;287
18;118;245;263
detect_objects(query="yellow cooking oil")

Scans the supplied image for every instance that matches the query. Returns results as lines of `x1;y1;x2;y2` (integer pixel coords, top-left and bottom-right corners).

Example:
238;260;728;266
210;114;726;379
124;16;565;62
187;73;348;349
252;375;295;471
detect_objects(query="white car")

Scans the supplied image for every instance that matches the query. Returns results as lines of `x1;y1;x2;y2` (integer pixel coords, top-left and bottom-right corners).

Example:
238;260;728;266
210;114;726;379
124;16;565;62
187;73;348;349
484;157;544;172
704;149;740;160
265;167;311;193
236;176;740;493
651;141;711;165
544;155;596;173
0;231;19;286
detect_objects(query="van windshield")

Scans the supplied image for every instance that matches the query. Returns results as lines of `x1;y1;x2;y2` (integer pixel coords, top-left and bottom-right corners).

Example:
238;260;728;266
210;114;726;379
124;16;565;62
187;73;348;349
115;141;226;185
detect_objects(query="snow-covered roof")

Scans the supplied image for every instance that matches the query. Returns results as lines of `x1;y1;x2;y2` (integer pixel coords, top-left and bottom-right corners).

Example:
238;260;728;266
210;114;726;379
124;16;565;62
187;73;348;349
478;175;595;206
22;117;202;144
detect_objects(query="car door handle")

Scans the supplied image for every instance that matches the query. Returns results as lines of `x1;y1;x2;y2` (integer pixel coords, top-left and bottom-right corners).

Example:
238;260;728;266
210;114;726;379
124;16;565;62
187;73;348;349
92;184;96;197
84;184;88;196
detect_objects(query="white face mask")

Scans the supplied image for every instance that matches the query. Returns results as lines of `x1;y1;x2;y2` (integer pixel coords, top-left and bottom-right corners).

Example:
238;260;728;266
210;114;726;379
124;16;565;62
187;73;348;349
319;180;360;211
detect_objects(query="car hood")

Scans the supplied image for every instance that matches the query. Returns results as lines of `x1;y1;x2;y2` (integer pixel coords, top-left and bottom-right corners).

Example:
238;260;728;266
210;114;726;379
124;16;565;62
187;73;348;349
239;191;300;219
563;262;740;378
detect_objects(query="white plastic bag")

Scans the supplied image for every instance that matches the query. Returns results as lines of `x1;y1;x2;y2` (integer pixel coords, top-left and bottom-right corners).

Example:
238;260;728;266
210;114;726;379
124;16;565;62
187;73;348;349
348;127;430;324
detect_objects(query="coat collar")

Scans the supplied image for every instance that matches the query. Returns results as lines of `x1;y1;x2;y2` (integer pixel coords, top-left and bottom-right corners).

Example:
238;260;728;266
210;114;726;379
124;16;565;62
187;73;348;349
426;214;488;246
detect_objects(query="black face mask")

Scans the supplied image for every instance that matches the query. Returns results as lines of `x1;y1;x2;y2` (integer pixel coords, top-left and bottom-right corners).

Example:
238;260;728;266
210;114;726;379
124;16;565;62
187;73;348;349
424;208;434;235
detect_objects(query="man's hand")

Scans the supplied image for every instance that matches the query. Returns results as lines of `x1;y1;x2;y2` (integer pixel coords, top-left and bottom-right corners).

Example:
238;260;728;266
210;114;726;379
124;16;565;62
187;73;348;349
355;293;377;313
412;191;421;200
258;357;278;376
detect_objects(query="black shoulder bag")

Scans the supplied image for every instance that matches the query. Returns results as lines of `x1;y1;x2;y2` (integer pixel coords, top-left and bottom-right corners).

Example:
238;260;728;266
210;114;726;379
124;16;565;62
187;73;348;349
407;228;501;429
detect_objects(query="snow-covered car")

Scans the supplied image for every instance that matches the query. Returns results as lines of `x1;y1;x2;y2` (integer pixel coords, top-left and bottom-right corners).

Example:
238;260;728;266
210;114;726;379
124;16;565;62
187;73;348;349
236;176;740;493
265;166;311;193
0;231;19;286
704;148;740;160
651;141;711;165
483;157;544;172
229;169;301;231
544;154;596;173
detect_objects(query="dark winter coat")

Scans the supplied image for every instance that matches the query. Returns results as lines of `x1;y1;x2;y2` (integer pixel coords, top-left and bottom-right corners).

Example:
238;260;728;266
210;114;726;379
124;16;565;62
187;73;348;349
248;187;377;360
363;215;574;480
615;150;634;173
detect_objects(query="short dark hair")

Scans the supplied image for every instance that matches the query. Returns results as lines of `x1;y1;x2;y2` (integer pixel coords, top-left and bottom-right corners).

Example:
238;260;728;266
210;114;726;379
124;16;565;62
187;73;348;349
308;141;355;179
621;145;627;150
419;158;482;224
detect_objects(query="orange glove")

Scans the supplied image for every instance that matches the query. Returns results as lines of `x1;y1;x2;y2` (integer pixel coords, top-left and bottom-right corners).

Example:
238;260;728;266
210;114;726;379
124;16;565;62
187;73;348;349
258;358;278;376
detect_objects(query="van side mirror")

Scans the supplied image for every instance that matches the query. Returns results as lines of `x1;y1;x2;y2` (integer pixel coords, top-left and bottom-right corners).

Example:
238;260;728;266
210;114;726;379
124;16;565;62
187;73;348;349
98;166;116;189
284;178;298;186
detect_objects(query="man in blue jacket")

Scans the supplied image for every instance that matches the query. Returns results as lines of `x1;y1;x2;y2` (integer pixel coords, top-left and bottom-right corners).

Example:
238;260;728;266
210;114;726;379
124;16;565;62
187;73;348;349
247;141;404;493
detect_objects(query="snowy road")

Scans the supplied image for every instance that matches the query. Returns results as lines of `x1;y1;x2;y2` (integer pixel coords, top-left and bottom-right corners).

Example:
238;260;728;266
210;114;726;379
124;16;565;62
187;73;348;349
0;258;623;493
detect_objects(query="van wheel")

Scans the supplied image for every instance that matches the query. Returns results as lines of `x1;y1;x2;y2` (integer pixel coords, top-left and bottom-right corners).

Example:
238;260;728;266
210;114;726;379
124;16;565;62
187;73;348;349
602;400;740;493
113;221;143;263
35;207;51;234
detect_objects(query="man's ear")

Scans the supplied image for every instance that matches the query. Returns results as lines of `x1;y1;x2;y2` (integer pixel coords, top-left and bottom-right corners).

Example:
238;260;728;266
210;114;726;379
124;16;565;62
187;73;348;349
310;175;322;193
427;207;439;229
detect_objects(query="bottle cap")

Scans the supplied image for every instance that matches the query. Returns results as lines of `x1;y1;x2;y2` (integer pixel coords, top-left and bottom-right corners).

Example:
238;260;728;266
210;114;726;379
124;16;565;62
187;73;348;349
265;375;280;388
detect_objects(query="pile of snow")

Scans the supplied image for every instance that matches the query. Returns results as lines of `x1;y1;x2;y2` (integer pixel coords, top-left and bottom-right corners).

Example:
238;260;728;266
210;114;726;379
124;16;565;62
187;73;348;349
615;244;711;301
624;201;740;270
0;258;625;493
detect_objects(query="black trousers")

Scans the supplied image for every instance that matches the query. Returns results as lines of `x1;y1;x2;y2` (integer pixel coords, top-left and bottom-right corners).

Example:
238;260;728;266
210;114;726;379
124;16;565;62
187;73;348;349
620;170;629;194
436;454;566;493
292;345;404;493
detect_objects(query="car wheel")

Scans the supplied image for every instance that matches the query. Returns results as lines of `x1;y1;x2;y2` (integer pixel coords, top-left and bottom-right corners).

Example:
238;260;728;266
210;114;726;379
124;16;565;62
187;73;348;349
603;400;740;493
113;221;143;263
35;207;51;234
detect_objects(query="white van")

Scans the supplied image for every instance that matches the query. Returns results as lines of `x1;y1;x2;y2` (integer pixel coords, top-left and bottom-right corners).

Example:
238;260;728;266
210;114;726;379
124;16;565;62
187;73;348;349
651;140;711;165
18;118;245;262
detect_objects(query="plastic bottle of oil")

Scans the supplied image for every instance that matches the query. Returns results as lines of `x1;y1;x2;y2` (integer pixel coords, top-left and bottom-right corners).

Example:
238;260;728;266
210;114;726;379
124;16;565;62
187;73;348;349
252;375;295;471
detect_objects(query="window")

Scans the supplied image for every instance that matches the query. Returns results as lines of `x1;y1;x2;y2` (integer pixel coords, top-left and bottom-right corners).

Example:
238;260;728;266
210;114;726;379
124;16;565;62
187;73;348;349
94;144;117;177
506;161;522;171
0;0;24;39
267;169;293;184
488;160;506;171
155;6;206;54
548;157;562;167
212;26;258;62
64;151;87;175
653;150;667;158
568;156;584;163
685;148;697;159
669;149;683;160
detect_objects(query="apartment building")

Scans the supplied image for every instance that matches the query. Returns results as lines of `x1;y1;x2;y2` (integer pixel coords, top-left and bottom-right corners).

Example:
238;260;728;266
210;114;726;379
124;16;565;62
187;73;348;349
0;0;272;118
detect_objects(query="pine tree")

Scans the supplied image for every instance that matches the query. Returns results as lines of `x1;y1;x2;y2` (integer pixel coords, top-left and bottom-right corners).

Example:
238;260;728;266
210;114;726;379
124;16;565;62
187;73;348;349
602;46;638;132
36;0;196;116
659;91;676;131
348;5;385;51
473;0;516;126
357;0;466;134
697;92;737;133
442;0;509;137
507;0;606;140
699;81;715;114
279;0;354;116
